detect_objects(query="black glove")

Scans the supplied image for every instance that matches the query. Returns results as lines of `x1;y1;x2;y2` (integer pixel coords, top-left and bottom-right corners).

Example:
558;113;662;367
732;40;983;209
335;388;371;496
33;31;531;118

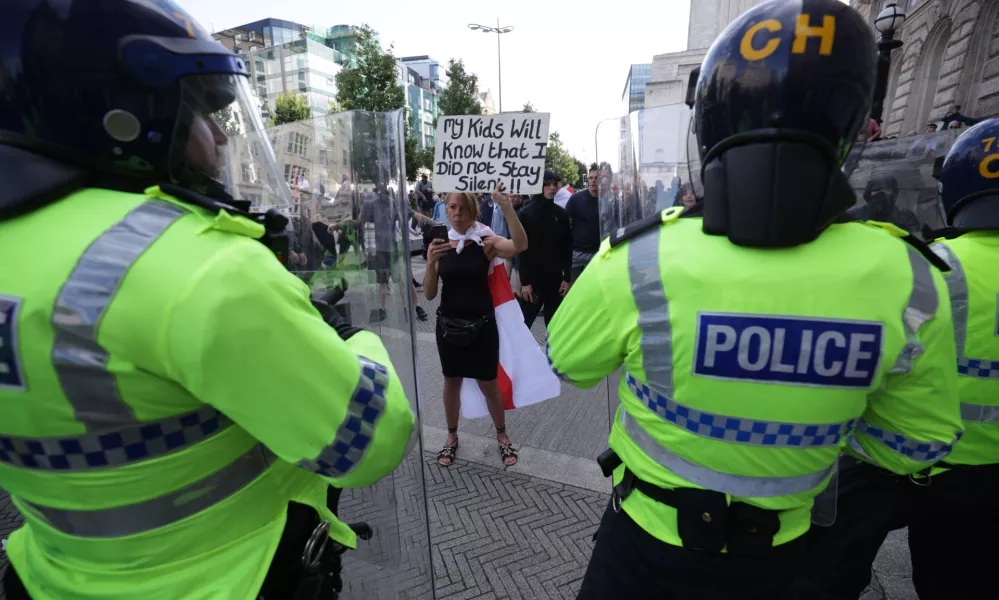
330;315;364;340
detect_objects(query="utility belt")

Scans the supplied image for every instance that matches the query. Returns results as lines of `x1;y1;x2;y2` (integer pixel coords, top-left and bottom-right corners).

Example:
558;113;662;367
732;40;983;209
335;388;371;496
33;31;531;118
258;495;372;600
598;449;781;556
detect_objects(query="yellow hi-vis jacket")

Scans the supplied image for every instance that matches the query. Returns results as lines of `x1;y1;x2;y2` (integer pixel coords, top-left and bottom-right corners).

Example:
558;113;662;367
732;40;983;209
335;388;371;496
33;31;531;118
0;187;415;599
546;209;963;549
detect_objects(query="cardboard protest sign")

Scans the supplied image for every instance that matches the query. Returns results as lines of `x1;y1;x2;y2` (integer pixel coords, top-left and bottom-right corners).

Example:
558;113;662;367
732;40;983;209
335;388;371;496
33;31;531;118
433;113;551;194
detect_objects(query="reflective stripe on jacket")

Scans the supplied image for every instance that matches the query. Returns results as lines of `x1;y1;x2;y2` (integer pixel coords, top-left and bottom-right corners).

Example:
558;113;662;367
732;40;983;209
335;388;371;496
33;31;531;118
546;214;962;548
0;187;414;599
931;234;999;467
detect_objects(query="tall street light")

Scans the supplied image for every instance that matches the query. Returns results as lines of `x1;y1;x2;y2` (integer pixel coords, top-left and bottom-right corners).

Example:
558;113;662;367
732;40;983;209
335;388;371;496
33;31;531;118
468;19;514;113
871;3;907;125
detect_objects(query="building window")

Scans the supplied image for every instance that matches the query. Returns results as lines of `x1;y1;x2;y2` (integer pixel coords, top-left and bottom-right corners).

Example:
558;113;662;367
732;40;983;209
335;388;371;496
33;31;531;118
343;149;348;166
284;163;292;182
241;164;252;183
319;148;327;166
286;132;310;156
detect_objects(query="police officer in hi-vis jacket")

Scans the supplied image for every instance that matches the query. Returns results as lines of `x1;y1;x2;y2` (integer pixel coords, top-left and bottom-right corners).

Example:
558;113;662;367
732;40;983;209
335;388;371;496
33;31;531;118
545;1;964;598
0;1;414;598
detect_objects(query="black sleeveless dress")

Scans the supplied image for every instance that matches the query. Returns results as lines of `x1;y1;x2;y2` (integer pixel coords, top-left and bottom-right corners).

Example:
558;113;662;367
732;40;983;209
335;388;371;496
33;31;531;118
435;241;499;380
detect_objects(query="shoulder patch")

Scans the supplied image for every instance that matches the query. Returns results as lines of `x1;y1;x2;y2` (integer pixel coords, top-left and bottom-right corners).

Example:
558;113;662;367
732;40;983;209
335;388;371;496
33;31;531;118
0;295;26;391
861;221;951;272
609;207;684;249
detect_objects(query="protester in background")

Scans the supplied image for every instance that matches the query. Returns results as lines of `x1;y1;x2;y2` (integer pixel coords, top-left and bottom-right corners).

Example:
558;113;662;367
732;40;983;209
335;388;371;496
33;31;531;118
424;189;527;468
674;182;697;209
415;173;435;216
941;105;979;130
432;192;450;225
478;192;494;225
847;173;921;235
858;117;881;142
517;169;572;329
361;186;434;322
565;163;601;283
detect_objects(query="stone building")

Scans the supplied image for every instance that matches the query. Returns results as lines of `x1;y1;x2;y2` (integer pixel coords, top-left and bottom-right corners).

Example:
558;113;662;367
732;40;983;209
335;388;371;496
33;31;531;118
644;0;767;108
853;0;999;136
644;0;999;137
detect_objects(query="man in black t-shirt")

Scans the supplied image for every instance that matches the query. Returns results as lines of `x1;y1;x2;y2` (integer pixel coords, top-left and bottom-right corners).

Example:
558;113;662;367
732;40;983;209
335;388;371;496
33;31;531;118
564;163;601;282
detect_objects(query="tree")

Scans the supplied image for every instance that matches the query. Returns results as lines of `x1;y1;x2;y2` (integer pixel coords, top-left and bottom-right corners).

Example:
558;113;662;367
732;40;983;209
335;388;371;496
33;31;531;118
438;59;482;117
272;92;312;125
545;131;581;187
414;146;435;172
334;24;416;182
213;105;242;136
521;101;535;113
335;25;405;112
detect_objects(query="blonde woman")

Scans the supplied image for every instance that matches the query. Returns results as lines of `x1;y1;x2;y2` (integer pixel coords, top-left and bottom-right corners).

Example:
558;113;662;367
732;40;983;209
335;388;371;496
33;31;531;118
423;186;527;467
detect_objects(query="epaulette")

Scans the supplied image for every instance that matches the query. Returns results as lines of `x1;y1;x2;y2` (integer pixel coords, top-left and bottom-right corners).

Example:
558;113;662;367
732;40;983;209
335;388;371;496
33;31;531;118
609;207;684;249
862;221;951;273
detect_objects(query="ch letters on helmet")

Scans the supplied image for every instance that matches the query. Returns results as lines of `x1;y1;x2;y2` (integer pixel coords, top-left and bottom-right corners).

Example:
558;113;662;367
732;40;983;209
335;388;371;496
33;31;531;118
739;14;836;61
979;137;999;179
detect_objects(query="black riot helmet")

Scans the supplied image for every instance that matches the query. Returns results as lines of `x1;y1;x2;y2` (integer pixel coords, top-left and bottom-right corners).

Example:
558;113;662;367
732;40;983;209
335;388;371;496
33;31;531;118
693;0;877;247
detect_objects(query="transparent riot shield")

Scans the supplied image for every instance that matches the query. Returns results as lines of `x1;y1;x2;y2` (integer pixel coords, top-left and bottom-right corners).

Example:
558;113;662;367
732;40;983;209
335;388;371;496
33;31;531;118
230;110;432;599
595;104;691;431
844;130;962;237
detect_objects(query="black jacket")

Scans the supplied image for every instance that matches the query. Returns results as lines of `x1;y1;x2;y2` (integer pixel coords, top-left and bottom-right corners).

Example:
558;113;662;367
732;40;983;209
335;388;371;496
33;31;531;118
517;195;572;288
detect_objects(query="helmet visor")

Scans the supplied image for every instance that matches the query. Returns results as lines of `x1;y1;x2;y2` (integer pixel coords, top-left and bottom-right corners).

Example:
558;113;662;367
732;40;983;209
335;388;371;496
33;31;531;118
685;117;704;201
172;74;292;212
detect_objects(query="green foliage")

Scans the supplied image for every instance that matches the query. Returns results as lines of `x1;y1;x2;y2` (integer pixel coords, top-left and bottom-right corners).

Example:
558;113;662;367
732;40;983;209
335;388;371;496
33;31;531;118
438;59;482;116
272;92;312;125
213;105;242;136
414;146;435;172
545;131;581;187
328;99;342;114
334;24;405;112
334;24;423;183
405;136;419;181
521;101;535;113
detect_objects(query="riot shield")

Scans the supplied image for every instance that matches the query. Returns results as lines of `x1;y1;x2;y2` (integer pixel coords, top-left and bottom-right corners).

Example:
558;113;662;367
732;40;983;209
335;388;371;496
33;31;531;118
232;110;432;599
844;130;962;237
595;104;691;429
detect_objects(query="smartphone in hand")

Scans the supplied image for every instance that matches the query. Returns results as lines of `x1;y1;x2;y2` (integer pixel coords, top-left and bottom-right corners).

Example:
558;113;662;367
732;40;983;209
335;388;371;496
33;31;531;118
430;224;449;242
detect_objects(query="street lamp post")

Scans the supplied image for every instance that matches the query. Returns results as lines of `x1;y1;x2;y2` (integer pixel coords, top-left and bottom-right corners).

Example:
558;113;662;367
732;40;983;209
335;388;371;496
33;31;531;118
468;19;514;113
871;3;907;125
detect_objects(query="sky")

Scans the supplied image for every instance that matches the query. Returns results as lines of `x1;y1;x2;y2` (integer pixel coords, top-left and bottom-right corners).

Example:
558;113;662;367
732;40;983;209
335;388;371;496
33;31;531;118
188;0;693;164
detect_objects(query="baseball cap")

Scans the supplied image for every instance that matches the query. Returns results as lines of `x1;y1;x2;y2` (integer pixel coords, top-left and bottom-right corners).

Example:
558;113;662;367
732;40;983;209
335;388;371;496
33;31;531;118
543;169;561;183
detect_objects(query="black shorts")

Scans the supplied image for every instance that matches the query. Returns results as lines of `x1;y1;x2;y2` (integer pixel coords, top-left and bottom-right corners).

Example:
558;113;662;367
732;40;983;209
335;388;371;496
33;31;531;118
370;250;394;284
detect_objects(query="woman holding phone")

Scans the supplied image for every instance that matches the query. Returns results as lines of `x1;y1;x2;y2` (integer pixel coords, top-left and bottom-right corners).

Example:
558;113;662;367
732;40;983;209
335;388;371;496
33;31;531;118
423;186;527;467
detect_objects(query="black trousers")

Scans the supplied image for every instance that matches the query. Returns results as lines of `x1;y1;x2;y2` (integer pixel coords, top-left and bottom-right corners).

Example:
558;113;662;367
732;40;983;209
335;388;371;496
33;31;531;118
519;281;563;328
795;458;999;600
2;564;30;600
577;502;805;600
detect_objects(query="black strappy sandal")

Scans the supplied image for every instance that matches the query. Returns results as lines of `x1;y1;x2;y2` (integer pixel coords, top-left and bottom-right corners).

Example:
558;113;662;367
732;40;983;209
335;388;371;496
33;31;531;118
438;427;458;467
496;426;518;467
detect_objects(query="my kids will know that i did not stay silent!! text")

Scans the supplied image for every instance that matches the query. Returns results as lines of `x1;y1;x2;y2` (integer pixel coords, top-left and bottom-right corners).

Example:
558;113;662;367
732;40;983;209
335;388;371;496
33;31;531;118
433;113;551;195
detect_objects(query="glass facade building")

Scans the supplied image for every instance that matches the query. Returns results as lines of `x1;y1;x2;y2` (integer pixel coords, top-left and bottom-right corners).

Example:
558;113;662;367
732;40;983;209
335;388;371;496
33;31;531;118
623;63;653;114
242;39;342;120
398;59;440;151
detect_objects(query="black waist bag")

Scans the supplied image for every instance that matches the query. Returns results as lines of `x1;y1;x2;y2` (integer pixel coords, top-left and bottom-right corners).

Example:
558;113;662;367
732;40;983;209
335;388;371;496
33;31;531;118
438;312;490;347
